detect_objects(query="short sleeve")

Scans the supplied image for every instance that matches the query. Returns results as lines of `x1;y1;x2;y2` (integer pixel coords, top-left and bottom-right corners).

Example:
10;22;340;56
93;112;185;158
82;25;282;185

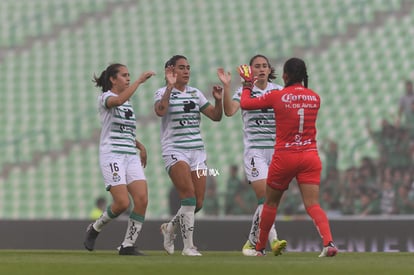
232;86;243;102
154;87;166;103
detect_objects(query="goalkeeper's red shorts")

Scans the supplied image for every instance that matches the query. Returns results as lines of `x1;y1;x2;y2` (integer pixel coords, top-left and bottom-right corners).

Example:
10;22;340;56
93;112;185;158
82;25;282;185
266;150;322;190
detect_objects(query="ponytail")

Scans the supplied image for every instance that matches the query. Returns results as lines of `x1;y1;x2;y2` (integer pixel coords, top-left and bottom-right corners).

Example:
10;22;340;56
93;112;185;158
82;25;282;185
93;63;125;92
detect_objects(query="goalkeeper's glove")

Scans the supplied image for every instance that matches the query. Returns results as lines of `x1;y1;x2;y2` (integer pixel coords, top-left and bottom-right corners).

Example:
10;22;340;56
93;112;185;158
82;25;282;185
238;65;257;88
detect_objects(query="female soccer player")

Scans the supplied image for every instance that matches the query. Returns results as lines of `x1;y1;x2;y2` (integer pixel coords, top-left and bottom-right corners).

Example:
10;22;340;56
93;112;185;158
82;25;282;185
154;55;223;256
239;57;338;257
84;63;155;255
217;54;287;256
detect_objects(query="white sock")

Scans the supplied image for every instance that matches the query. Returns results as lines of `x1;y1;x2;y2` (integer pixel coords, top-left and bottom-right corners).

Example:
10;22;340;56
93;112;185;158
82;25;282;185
179;205;196;249
248;204;262;245
93;211;112;232
121;218;143;247
248;204;279;245
167;212;181;232
268;223;278;243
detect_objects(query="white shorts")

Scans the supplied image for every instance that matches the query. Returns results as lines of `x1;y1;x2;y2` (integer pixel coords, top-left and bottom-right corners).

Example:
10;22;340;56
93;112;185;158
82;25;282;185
100;152;146;190
244;148;273;182
163;150;207;172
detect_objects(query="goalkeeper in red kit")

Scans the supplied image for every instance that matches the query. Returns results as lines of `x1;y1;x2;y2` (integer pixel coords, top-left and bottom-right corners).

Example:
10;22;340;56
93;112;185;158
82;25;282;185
239;58;338;257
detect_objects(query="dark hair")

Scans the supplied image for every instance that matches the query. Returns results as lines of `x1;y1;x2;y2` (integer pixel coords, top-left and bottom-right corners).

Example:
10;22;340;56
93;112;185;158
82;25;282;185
93;63;125;92
249;54;276;82
96;197;106;206
165;55;187;68
283;57;308;88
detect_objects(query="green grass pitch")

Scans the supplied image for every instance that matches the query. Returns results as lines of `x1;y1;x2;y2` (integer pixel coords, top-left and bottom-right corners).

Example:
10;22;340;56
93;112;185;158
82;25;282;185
0;250;411;275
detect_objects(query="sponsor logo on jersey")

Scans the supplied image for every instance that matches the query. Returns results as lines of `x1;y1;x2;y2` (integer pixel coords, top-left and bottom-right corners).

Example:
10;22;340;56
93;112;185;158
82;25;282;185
281;93;318;103
183;100;196;112
285;138;312;148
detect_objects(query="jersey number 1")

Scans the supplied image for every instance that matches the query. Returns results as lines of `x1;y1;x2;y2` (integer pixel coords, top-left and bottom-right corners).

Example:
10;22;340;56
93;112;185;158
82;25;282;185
297;108;304;133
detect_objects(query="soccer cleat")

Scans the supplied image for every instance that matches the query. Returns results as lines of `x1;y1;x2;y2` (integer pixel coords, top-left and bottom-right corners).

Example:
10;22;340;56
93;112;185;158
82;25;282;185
271;239;287;256
255;249;266;256
318;242;338;258
118;245;145;256
182;247;202;256
84;223;99;251
160;223;176;255
242;240;257;256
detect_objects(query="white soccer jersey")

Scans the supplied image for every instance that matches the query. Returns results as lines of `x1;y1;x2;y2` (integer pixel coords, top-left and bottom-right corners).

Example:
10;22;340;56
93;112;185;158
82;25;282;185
233;82;283;149
98;91;137;155
154;86;210;153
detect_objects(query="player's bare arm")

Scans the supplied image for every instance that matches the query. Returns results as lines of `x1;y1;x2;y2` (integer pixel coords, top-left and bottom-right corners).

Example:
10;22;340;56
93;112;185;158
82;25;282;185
155;66;175;116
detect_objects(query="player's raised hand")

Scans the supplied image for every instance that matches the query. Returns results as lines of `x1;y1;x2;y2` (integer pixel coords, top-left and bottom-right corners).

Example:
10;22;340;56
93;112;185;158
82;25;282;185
238;64;257;85
137;71;156;84
217;68;231;86
212;85;223;101
165;65;177;86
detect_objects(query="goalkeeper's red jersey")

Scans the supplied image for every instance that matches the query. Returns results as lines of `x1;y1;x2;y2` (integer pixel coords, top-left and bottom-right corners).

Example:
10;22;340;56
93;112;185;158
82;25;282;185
240;83;320;152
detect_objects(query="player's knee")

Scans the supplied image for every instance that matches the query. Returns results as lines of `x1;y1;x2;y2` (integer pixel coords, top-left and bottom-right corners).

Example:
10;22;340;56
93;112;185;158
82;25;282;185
114;199;131;213
135;194;148;208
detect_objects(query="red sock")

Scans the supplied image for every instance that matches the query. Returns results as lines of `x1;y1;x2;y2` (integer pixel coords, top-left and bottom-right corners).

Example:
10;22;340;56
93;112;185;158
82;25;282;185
256;203;277;251
306;204;333;246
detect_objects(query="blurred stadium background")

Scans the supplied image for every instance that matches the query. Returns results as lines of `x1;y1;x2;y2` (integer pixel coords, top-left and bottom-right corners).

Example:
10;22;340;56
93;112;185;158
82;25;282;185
0;0;413;219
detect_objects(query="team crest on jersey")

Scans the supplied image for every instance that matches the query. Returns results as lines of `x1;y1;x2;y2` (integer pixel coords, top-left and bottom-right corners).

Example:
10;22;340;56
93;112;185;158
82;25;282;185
112;172;121;182
188;91;197;98
251;167;259;177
